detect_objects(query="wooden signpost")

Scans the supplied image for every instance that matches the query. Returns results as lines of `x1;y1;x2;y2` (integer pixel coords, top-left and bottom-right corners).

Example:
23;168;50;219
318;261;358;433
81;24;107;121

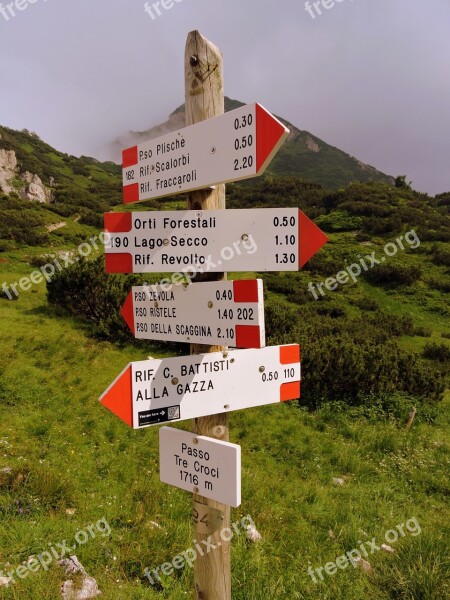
99;29;328;600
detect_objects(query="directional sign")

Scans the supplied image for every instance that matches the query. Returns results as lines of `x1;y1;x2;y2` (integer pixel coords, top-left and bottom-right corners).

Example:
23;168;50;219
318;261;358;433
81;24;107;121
121;103;289;203
159;427;241;507
122;280;265;348
104;209;328;273
99;344;300;429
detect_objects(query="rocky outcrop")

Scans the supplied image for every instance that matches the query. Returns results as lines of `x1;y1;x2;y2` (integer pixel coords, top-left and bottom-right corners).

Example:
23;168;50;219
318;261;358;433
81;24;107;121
306;135;320;153
0;148;18;194
20;171;52;203
0;149;52;202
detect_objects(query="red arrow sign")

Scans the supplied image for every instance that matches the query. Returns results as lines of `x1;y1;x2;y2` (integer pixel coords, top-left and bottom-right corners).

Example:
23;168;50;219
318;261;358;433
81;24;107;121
121;103;289;204
99;345;301;429
104;208;328;274
121;280;265;348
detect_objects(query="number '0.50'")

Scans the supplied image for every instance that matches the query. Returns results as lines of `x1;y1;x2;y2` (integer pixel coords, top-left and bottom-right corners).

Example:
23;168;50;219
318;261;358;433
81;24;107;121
273;216;296;227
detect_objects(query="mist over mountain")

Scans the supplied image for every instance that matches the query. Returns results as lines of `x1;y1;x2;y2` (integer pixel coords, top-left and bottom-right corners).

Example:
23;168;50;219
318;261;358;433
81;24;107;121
107;97;394;190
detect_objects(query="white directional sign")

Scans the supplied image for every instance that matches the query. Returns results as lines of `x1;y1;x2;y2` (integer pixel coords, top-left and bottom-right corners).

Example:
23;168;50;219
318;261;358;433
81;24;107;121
121;280;265;348
121;103;289;203
104;209;328;273
99;344;301;429
159;427;241;507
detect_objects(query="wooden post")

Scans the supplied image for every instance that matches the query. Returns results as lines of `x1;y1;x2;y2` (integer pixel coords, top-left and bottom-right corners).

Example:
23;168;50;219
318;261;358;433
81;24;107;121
405;406;417;432
185;31;231;600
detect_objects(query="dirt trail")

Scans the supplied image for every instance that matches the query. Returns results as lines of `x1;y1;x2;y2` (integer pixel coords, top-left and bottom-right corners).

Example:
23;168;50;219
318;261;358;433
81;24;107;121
47;221;66;232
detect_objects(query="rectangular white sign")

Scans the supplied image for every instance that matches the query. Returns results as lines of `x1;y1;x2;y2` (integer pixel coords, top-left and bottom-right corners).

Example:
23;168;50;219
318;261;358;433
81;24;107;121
121;103;289;203
159;427;241;507
122;280;265;348
99;345;301;429
104;208;300;273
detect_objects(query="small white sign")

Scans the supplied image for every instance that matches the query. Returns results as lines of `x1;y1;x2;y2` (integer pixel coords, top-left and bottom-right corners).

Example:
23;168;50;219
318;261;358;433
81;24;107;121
121;103;289;203
159;427;241;507
121;280;265;348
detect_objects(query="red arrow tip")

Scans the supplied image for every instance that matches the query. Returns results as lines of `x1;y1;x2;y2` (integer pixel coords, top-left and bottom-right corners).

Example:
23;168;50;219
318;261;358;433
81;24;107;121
100;365;133;427
298;210;329;268
121;291;135;335
256;104;289;173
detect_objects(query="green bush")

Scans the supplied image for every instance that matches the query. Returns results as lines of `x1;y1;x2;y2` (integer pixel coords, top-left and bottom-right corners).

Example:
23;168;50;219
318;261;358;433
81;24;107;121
47;256;136;341
46;256;181;353
412;325;432;337
364;264;421;288
423;343;450;363
0;205;49;247
263;297;444;409
349;296;379;311
427;277;450;293
432;247;450;267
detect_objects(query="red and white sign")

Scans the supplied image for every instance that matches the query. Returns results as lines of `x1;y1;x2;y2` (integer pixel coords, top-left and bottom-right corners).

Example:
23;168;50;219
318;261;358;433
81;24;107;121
122;280;265;348
104;209;328;273
159;427;241;507
121;103;289;203
99;345;301;429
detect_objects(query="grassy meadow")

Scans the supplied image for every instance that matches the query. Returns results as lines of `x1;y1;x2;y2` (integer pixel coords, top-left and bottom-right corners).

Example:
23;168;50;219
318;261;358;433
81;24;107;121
0;129;449;597
0;237;449;599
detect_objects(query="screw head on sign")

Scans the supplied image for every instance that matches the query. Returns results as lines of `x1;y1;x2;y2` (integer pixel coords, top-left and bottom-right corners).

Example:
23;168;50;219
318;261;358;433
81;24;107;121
224;405;230;410
193;438;199;445
190;55;199;66
154;302;158;308
222;352;228;359
171;378;179;385
210;146;216;154
230;358;235;364
163;239;169;246
193;487;199;493
259;366;265;373
208;301;213;308
241;234;249;242
197;212;202;218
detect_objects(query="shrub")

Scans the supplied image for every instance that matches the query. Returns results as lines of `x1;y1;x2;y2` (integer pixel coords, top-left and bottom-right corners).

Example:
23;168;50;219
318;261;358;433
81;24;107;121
432;248;450;267
349;296;379;311
423;343;450;363
47;256;138;342
412;326;432;337
427;278;450;293
364;264;421;288
46;256;181;352
263;297;445;408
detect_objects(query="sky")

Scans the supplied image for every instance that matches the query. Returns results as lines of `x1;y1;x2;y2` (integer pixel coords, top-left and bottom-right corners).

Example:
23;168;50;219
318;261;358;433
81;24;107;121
0;0;449;195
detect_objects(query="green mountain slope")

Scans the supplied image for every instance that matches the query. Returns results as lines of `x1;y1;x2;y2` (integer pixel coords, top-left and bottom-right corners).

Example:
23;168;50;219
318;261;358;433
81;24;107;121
0;126;121;213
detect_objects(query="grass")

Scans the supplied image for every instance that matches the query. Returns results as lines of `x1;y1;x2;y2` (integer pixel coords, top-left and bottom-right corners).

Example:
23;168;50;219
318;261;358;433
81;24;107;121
0;248;449;599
